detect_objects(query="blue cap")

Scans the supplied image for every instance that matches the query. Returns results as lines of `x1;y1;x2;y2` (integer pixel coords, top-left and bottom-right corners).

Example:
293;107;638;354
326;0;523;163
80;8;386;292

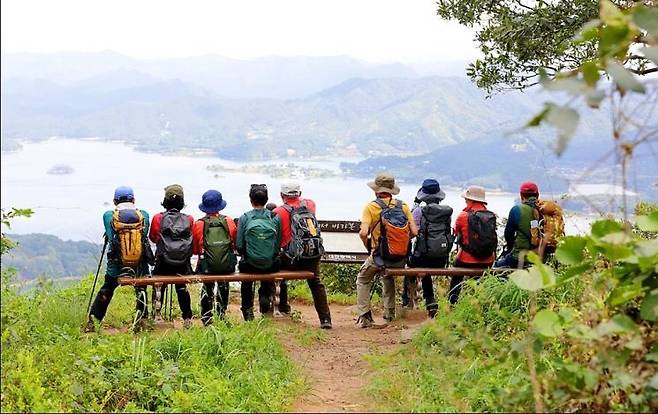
421;179;441;194
199;190;227;214
114;186;134;202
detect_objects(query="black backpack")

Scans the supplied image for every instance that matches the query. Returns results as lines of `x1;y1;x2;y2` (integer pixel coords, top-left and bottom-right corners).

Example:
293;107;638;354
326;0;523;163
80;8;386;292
461;210;497;259
157;209;193;266
413;203;453;260
282;201;324;261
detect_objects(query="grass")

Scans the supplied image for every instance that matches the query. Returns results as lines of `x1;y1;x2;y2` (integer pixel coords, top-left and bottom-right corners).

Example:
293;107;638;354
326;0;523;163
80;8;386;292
1;274;303;412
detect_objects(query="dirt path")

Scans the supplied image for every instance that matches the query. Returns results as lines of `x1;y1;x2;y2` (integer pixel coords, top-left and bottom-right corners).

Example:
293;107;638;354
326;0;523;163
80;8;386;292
276;302;431;413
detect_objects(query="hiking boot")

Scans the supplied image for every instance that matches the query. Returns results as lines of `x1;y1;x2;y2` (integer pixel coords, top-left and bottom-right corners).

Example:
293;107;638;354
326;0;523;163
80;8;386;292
428;308;437;319
154;311;164;323
357;311;374;328
383;310;395;323
320;319;333;330
242;308;255;321
183;319;193;329
83;317;97;333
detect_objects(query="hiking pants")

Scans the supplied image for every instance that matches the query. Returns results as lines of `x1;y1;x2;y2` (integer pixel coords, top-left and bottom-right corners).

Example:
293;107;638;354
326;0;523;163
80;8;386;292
239;260;281;315
402;256;447;312
90;274;147;322
279;256;332;323
356;255;397;318
200;281;229;324
152;262;193;320
449;260;490;305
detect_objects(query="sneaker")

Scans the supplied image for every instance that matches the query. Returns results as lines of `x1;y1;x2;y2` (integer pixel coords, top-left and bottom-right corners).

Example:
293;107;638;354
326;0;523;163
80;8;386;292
357;311;374;328
183;319;193;329
83;317;96;333
320;319;333;330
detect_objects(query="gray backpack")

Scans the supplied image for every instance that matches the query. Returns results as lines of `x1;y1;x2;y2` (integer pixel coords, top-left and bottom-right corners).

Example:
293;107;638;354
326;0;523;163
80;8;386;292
413;203;453;259
157;209;193;266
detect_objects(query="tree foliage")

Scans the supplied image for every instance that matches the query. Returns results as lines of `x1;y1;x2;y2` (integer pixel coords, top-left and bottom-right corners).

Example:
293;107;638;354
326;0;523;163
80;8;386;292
437;0;657;93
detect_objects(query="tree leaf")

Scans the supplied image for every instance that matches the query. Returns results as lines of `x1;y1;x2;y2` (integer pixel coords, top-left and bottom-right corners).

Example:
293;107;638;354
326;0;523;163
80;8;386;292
600;0;625;26
640;47;658;66
585;89;606;108
555;236;588;265
580;61;600;87
533;309;563;337
527;104;550;127
595;314;638;336
633;6;658;37
545;105;579;156
640;289;658;322
606;59;646;93
510;269;542;292
591;219;624;238
636;211;658;232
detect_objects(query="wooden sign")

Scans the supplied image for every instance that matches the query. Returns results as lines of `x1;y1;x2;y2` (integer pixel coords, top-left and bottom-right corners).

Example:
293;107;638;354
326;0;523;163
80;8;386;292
318;220;361;233
321;251;369;263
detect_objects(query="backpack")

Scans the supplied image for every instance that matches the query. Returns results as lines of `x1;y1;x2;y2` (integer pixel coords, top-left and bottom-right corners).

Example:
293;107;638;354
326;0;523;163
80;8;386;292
157;209;193;266
111;208;145;268
282;201;324;261
201;216;236;274
533;200;565;255
374;199;410;263
413;203;453;260
461;210;497;259
244;211;279;270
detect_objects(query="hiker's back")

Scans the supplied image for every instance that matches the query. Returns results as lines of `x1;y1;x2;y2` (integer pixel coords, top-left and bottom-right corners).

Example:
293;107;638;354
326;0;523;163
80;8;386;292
282;200;324;261
413;203;453;260
157;209;193;266
462;209;497;260
244;209;280;270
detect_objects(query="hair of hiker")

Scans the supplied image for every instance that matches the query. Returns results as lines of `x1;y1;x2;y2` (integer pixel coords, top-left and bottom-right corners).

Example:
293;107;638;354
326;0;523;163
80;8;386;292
250;189;268;207
162;197;185;211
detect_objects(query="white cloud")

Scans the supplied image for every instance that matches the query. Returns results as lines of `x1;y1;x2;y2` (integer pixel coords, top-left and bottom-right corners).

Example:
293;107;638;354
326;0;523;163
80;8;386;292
1;0;479;63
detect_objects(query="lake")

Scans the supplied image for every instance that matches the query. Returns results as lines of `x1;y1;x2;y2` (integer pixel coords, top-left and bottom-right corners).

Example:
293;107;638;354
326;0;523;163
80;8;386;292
1;138;596;249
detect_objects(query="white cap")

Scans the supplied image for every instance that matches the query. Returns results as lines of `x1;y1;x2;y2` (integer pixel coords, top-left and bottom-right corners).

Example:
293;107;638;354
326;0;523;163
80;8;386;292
281;181;301;196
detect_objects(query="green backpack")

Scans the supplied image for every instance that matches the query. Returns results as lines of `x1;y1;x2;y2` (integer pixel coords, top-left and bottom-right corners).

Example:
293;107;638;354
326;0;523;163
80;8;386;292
244;211;279;270
201;216;236;274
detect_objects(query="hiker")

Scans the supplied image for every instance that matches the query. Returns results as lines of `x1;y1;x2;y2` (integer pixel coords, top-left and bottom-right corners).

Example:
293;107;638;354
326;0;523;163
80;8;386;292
356;174;418;328
265;202;277;211
452;185;497;304
402;179;453;318
149;184;195;328
495;182;564;268
85;186;153;332
192;190;237;325
236;184;282;321
272;182;332;329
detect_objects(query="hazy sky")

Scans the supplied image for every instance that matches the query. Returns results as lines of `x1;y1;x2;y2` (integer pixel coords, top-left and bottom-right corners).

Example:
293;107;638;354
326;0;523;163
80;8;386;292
1;0;479;63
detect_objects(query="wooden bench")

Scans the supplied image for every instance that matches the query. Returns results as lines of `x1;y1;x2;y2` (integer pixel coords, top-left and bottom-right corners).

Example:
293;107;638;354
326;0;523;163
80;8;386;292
118;271;314;286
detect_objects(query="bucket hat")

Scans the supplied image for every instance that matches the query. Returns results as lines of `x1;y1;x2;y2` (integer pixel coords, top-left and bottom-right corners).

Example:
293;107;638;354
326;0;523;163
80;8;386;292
416;178;445;203
199;190;227;214
461;185;487;204
367;173;400;195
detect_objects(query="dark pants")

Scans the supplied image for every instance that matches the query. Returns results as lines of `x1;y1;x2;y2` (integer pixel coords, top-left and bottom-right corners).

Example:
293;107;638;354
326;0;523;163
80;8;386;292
494;252;519;269
279;256;331;323
153;262;193;320
239;260;280;315
200;282;229;324
449;260;490;305
402;256;447;312
90;274;148;322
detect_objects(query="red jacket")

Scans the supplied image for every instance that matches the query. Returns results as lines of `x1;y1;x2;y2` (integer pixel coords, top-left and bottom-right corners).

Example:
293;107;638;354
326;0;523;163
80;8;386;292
454;202;495;265
272;198;316;248
149;211;195;244
192;213;237;255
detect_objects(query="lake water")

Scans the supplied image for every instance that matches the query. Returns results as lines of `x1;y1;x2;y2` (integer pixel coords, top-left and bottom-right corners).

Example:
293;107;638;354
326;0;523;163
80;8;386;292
1;138;596;249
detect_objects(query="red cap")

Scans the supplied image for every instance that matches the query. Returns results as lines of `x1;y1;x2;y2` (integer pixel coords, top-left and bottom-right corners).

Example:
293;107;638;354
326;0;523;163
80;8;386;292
520;181;539;194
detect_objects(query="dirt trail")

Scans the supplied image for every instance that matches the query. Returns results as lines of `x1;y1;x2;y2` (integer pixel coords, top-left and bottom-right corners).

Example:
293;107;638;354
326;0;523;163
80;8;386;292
277;302;431;413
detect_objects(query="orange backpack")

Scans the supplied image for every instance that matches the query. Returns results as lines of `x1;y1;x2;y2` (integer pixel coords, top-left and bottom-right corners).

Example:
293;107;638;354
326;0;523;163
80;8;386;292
373;199;410;262
531;200;565;256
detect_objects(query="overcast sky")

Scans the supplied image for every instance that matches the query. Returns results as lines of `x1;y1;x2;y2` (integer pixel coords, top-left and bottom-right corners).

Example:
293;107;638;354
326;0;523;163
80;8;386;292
1;0;479;63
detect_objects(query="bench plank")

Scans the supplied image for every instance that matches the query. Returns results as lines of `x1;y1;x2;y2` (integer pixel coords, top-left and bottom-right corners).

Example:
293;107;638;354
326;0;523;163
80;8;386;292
118;271;314;286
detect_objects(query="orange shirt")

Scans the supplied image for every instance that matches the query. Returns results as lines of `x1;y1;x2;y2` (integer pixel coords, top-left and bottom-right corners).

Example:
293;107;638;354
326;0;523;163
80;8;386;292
454;202;495;264
192;213;237;255
272;198;316;248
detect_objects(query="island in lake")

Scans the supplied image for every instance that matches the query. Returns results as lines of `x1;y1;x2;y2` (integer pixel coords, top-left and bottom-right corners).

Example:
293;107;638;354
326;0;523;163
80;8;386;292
47;164;74;175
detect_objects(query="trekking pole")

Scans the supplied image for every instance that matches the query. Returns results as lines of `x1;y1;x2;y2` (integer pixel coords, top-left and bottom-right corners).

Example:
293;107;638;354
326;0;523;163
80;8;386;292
86;235;108;318
168;283;173;321
369;273;380;303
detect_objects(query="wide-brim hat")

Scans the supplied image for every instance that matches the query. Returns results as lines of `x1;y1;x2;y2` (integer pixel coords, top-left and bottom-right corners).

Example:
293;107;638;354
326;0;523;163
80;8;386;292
416;178;445;202
367;173;400;195
199;189;227;213
461;185;487;204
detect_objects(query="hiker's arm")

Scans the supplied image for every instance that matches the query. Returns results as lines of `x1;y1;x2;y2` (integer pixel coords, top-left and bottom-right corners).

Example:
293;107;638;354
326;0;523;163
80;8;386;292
504;207;519;249
236;216;246;255
192;220;203;256
149;214;160;243
405;206;418;237
102;211;113;241
275;216;282;250
359;222;370;249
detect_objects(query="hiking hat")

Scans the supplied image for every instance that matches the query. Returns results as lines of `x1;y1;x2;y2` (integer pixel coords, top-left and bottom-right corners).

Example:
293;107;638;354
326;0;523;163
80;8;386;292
416;178;445;203
461;185;487;204
164;184;184;201
367;173;400;195
281;182;301;197
199;189;227;214
519;181;539;195
113;186;134;203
